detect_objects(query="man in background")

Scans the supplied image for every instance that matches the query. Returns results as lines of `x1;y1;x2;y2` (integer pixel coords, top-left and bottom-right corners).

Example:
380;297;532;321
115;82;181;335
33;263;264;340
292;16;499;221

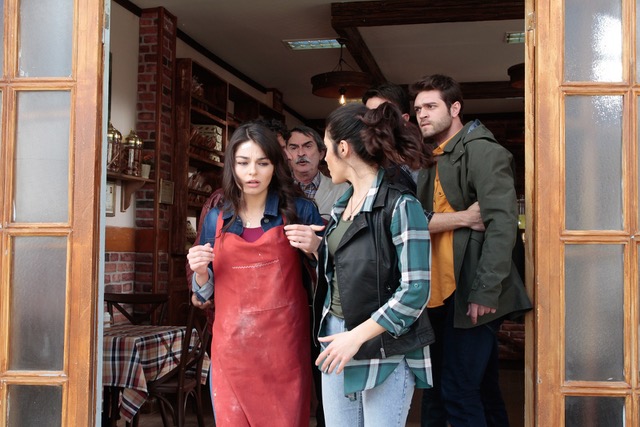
363;80;412;121
287;125;349;222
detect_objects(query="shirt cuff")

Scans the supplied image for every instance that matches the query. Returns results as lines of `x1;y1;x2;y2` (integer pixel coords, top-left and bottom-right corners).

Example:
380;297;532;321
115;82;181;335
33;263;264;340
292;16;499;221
191;268;214;301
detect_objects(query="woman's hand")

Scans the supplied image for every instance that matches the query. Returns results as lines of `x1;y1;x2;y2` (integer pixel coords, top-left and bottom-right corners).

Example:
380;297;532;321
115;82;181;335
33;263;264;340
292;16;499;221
284;224;324;256
187;243;214;283
191;292;214;310
315;331;362;375
315;318;386;374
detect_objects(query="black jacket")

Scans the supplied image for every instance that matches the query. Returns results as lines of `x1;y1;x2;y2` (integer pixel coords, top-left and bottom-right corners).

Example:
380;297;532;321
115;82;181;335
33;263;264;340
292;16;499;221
314;177;435;359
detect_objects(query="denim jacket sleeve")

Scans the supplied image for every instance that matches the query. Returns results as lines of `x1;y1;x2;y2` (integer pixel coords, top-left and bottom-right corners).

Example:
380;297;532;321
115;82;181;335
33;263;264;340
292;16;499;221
295;197;325;228
192;208;221;301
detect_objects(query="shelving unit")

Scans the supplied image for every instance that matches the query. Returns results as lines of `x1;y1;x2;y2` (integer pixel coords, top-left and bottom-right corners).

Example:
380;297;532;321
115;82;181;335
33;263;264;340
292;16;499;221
107;172;154;211
172;59;227;255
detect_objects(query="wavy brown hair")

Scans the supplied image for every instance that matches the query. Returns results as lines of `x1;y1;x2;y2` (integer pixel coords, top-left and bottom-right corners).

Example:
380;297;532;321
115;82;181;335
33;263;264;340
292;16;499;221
221;122;301;233
325;102;433;170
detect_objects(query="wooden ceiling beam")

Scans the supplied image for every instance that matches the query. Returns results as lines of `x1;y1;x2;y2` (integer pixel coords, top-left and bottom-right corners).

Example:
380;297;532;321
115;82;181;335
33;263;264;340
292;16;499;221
330;1;525;100
459;81;523;100
331;0;525;28
401;81;523;100
333;26;387;84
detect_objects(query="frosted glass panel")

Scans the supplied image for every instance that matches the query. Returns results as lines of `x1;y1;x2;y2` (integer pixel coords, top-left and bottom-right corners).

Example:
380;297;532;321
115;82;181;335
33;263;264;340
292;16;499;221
7;385;62;427
18;0;72;77
9;236;66;370
565;0;622;82
565;396;624;427
565;96;622;230
13;91;70;223
565;244;623;381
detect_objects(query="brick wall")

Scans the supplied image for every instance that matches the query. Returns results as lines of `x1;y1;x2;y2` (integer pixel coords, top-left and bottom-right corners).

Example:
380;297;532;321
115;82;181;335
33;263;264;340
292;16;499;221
133;7;177;294
104;252;136;323
498;320;525;360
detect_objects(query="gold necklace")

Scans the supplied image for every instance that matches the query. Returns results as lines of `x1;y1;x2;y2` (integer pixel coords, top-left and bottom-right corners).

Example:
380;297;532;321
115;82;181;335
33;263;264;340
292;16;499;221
347;191;368;220
241;206;264;228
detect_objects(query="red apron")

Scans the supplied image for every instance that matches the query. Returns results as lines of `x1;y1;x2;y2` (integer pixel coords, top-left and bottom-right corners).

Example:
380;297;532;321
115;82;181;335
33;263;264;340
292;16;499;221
210;216;311;427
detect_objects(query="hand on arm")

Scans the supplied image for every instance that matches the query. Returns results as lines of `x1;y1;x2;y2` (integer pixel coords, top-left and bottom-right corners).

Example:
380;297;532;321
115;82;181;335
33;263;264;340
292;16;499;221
315;318;386;374
284;224;325;258
428;201;485;233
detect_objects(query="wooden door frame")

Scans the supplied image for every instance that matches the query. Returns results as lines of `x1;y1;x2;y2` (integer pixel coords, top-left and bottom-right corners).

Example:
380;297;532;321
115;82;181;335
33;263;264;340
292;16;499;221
0;0;105;425
523;0;537;425
531;0;564;423
69;0;105;423
531;0;639;425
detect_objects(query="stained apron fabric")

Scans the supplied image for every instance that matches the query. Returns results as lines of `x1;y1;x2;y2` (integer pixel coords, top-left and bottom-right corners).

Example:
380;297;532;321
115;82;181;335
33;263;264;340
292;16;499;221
210;216;311;426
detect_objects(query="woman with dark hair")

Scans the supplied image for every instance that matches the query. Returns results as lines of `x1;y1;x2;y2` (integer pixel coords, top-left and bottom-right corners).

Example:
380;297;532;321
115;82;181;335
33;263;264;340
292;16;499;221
187;122;324;427
289;102;435;426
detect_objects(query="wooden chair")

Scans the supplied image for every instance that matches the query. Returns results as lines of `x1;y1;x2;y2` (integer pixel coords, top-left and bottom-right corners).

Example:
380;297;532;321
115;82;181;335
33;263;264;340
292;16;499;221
135;303;211;427
104;292;169;325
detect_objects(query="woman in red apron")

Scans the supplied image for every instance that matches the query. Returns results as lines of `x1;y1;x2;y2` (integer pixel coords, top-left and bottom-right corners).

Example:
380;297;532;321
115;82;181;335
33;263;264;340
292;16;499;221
187;122;324;426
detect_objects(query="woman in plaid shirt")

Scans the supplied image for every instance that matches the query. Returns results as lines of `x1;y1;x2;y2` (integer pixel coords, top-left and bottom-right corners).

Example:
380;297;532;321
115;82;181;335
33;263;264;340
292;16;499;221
289;102;434;426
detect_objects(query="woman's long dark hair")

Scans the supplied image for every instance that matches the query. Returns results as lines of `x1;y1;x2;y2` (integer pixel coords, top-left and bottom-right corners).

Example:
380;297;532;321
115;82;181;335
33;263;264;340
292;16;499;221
221;122;300;232
325;102;433;170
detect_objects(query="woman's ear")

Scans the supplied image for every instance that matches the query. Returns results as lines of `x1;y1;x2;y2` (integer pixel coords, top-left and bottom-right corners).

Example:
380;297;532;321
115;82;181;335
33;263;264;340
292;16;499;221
340;140;348;154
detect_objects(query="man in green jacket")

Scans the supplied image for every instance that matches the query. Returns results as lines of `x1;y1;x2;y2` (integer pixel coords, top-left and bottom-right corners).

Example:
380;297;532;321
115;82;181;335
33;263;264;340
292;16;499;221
411;74;532;427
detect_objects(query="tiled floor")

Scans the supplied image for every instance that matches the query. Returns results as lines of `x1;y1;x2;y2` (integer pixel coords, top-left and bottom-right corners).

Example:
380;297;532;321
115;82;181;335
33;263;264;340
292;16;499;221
131;364;524;427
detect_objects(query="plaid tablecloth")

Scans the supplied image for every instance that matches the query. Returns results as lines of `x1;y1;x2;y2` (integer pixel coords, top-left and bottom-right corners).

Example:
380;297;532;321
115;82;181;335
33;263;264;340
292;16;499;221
103;324;210;423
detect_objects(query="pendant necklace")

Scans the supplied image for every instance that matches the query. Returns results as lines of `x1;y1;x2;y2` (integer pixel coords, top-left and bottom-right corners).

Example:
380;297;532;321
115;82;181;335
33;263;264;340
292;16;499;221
347;191;368;220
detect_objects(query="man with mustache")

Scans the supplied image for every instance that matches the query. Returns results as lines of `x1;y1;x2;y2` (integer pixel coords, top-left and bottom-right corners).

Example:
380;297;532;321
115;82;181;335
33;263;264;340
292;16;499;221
286;125;348;427
287;125;349;223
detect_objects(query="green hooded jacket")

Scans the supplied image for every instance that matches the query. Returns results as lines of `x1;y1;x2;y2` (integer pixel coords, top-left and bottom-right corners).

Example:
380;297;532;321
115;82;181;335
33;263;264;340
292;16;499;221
417;120;532;329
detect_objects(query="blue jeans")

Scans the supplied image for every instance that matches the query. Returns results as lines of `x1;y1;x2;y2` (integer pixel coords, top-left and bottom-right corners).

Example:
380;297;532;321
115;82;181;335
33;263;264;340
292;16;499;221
320;313;415;427
441;301;509;427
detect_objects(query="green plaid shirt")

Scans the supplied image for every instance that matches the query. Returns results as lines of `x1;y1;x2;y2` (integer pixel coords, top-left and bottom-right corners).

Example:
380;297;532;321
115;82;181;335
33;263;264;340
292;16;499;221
319;168;433;395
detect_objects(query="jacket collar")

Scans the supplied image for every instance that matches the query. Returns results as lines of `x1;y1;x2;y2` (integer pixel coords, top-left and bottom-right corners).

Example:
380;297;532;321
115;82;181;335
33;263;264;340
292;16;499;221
221;190;280;220
442;119;482;163
330;168;384;222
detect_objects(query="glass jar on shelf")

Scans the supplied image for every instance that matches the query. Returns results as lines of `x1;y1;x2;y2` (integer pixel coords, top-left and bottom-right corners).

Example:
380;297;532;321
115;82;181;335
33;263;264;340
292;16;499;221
106;122;122;173
122;130;143;176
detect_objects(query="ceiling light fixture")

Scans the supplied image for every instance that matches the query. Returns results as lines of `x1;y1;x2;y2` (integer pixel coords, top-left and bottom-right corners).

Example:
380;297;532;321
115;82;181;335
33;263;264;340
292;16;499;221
505;31;525;44
508;62;525;88
283;38;342;50
311;38;374;104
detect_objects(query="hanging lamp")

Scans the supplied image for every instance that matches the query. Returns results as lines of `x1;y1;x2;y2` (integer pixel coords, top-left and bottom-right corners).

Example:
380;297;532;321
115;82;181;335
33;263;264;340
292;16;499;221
311;39;374;104
508;62;525;89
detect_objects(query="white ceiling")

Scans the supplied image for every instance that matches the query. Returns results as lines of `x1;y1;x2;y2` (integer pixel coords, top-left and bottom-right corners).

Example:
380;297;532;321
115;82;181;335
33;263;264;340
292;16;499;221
127;0;525;121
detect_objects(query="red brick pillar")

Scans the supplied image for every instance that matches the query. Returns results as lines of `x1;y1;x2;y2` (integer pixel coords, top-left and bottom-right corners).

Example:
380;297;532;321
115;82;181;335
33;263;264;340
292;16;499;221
134;7;177;293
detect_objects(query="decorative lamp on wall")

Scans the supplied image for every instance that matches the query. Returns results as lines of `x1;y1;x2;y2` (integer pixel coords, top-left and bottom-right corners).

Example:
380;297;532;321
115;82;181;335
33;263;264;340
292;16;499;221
311;39;374;104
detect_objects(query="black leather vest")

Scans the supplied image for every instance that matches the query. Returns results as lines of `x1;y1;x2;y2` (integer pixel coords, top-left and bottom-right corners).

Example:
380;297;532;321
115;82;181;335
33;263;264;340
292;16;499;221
314;178;435;359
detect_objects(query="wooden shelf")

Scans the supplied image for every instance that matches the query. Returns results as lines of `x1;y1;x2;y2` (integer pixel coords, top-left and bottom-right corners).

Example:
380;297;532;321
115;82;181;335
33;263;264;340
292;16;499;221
191;106;226;125
188;151;223;168
191;95;226;118
107;172;154;211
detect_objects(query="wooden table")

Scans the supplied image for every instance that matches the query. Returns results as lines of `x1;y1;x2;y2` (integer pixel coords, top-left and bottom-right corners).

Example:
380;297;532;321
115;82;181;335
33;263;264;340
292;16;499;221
102;323;210;425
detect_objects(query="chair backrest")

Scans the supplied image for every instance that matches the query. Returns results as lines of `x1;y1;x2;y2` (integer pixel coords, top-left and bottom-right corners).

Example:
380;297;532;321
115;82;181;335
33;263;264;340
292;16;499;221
150;303;209;390
104;292;169;325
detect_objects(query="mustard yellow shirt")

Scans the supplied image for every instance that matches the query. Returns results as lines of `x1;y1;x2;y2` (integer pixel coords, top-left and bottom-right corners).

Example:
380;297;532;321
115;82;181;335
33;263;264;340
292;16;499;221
429;139;457;308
